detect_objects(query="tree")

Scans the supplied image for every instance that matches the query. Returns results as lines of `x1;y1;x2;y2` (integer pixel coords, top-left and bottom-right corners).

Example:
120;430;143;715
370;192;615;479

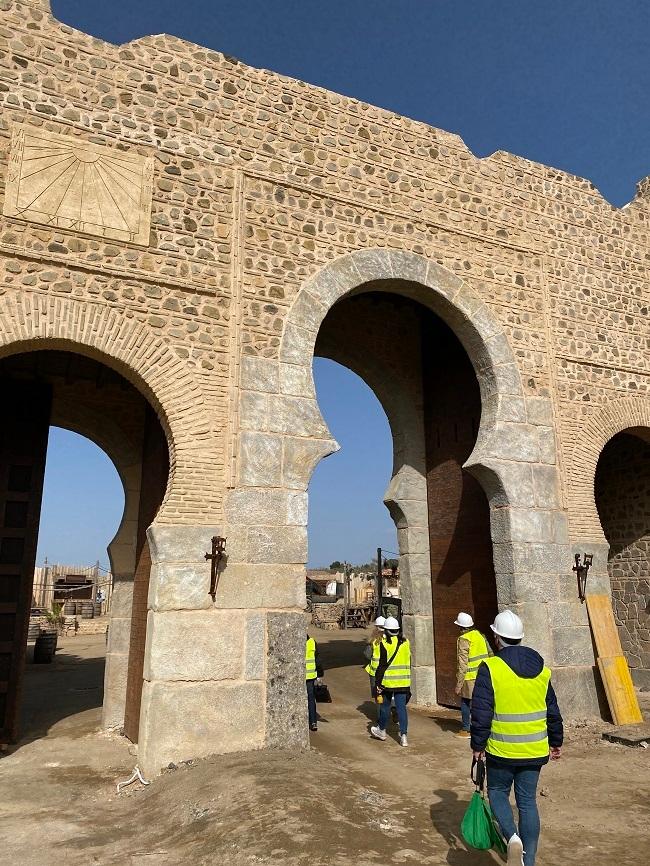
329;560;342;571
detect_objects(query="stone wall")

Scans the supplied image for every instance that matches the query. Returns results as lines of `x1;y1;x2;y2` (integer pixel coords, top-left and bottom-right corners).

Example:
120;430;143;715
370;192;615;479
0;0;649;770
596;432;650;686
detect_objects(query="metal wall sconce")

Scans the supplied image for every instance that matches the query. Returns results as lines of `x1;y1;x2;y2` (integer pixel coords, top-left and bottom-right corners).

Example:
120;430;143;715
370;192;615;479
572;553;593;602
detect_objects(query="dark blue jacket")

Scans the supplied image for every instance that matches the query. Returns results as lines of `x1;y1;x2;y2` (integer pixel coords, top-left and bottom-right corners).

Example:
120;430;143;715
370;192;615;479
470;644;564;767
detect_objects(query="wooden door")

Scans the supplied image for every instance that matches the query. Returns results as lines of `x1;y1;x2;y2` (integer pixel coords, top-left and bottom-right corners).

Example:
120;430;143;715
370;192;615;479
123;407;169;743
422;319;498;707
0;379;51;745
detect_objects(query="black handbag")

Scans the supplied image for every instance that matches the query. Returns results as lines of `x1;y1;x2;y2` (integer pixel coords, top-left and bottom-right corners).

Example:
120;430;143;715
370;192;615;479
314;682;332;703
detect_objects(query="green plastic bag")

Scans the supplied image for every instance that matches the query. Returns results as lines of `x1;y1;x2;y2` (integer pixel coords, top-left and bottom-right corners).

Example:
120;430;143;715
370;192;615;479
460;760;507;854
461;791;493;850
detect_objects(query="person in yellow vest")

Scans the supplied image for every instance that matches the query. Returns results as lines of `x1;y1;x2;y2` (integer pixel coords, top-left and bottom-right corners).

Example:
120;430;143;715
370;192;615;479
470;610;563;866
454;611;492;738
363;615;386;696
305;633;324;732
370;616;411;747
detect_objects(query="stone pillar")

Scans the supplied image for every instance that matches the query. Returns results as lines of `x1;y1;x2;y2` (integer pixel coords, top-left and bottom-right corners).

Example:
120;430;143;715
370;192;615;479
138;523;305;776
480;395;601;718
102;461;142;729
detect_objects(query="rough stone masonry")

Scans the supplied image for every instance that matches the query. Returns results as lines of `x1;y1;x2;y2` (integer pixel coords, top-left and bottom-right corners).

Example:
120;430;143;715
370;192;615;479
0;0;648;774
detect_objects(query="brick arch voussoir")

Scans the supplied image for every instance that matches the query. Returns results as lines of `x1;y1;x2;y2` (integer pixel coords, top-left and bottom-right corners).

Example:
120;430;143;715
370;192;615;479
567;396;650;541
0;292;207;504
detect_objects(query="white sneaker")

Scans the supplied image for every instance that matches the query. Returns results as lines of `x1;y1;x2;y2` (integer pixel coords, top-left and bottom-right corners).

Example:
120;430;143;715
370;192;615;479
399;734;408;747
506;834;524;866
370;726;387;741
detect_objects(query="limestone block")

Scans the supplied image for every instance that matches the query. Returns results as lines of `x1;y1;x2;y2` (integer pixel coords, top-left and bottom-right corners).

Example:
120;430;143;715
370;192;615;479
492;363;523;397
106;616;132;654
240;355;279;393
491;542;529;575
496;395;527;424
532;464;560;509
425;258;463;299
494;571;517;606
552;626;596;667
279;362;315;398
225;488;289;526
144;610;245;681
268;395;330;438
265;612;308;749
402;614;434;667
537;427;557;464
245;612;266;680
287;289;328;332
383;464;428;508
108;578;134;618
148;562;212;611
411;665;438;707
508;509;555;543
280;323;315;365
384;495;428;530
485;332;518;366
492;422;540;463
513;571;559;603
238;431;282;486
139;680;265;776
287;492;308;526
148;525;222;564
387;249;428;285
551;665;603;719
102;652;129;728
209;563;305;609
247;525;307;564
492;461;535;508
239;390;269;431
526;397;554;427
399;554;433;616
282;436;337;489
527;542;570;575
553;511;569;544
397;526;430;555
305;268;347;308
553;601;590;628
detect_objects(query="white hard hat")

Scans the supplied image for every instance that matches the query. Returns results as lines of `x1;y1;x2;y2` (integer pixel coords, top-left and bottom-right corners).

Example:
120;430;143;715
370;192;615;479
383;616;400;633
490;609;524;640
374;616;386;628
454;612;474;628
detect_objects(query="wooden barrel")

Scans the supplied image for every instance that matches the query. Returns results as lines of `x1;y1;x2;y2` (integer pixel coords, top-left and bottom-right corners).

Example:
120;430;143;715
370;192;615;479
74;601;84;615
27;620;40;641
80;601;94;618
33;631;57;663
63;602;76;615
93;602;102;618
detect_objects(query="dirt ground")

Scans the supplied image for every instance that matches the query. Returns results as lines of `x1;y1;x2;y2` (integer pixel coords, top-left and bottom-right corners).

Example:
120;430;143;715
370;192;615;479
1;628;649;866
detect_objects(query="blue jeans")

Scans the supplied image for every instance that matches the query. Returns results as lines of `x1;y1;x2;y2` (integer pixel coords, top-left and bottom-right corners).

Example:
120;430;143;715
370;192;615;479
487;763;541;866
306;679;317;726
460;697;471;731
378;691;408;734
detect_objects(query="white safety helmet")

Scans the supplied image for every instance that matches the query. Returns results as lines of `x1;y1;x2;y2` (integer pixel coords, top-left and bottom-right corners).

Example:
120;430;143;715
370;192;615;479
490;609;524;640
374;616;386;628
454;611;474;628
383;616;400;634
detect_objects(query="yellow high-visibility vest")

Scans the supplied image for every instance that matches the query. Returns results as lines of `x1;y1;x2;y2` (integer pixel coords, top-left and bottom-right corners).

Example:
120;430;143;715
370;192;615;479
378;636;411;689
459;629;491;681
485;656;551;760
365;640;381;676
305;637;317;681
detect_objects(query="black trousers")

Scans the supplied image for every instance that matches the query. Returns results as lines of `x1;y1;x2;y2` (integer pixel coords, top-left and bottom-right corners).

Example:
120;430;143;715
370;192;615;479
306;678;317;725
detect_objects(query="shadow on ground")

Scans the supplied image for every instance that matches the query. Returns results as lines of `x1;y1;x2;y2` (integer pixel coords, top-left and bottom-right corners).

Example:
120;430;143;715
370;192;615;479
430;788;501;865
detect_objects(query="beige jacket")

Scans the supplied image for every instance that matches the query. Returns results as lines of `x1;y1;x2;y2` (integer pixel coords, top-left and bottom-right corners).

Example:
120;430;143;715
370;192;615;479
456;630;493;699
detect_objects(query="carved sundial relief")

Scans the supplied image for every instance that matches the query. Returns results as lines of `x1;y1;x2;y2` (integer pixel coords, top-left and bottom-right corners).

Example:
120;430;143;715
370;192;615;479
3;125;154;246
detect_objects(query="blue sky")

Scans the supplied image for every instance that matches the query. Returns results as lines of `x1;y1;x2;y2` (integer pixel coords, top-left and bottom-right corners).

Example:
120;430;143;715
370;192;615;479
39;1;650;567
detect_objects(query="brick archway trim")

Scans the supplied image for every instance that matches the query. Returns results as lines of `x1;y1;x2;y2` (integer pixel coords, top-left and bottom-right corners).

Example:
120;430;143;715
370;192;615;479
0;290;215;521
567;396;650;542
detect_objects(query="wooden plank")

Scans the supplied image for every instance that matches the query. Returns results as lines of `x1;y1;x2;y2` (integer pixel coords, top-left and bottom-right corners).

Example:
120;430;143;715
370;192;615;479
597;656;643;726
586;594;623;658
